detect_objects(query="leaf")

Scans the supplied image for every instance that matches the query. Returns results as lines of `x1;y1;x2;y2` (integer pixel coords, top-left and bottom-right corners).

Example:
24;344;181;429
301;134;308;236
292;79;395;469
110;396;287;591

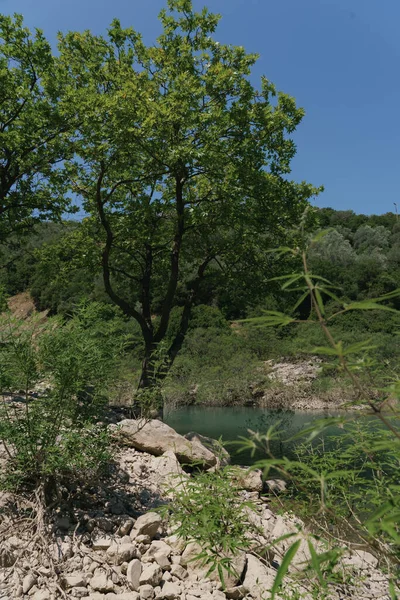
270;540;301;599
314;288;325;316
307;539;325;588
343;301;398;314
240;311;295;328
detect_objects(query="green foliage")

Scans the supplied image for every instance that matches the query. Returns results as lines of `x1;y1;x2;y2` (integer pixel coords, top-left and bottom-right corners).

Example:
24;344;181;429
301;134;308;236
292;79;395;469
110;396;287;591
0;308;118;499
159;466;255;587
54;0;319;392
0;14;74;241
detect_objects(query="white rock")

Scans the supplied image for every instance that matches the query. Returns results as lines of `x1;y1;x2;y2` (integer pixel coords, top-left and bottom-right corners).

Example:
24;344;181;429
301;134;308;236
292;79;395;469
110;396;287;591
170;564;188;580
106;543;137;565
242;554;276;600
92;537;113;551
22;573;37;594
114;419;217;468
139;584;155;599
158;581;180;599
143;540;172;560
131;513;162;539
127;559;142;591
342;550;378;570
64;573;86;588
90;571;114;592
31;591;51;600
140;563;162;587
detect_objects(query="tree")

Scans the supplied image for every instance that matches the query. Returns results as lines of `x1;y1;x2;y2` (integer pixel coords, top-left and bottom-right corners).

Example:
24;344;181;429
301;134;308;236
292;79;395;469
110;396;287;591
58;0;320;403
0;14;73;245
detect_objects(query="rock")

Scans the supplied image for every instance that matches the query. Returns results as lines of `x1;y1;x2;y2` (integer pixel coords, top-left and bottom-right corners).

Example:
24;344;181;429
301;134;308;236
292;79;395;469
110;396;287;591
70;588;90;598
92;537;113;551
127;559;142;591
22;573;37;594
151;452;186;488
132;513;162;539
118;519;134;536
31;591;51;600
143;540;173;560
158;581;180;599
139;563;163;587
342;550;378;570
169;564;188;580
233;467;263;492
90;571;114;592
181;542;203;568
242;554;276;600
225;586;249;600
106;543;137;565
183;432;230;467
139;584;155;599
114;419;217;468
64;573;87;588
265;479;287;493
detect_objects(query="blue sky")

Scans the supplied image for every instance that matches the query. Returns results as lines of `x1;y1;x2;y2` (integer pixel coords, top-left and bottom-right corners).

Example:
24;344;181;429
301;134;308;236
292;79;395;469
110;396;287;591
2;0;399;215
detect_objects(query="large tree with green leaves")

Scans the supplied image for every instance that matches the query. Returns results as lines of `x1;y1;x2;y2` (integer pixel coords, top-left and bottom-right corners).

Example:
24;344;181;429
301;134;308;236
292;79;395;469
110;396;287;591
58;0;320;402
0;14;73;243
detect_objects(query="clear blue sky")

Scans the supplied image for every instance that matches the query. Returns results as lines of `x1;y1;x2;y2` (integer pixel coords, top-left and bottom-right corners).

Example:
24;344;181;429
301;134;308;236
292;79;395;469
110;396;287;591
2;0;399;215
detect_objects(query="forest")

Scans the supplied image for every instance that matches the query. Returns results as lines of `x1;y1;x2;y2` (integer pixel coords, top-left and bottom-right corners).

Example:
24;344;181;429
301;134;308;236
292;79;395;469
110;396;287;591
0;3;399;600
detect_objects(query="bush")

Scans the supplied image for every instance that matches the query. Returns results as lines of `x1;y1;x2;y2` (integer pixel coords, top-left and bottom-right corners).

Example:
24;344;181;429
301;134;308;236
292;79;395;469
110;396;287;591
0;308;118;501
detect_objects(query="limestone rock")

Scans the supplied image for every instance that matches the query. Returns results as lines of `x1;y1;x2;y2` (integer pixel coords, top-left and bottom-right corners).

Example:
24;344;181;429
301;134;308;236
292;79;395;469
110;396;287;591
242;554;276;600
127;559;142;591
139;563;163;587
183;432;230;466
342;550;378;570
22;573;37;594
90;571;114;592
63;573;86;588
139;584;155;599
151;451;186;488
225;585;249;600
169;564;188;580
131;512;162;539
106;542;137;565
233;467;263;492
158;581;180;599
114;419;217;468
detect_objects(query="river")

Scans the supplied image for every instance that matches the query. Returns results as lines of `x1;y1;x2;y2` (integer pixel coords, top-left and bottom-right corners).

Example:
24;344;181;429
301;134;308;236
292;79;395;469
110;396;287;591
164;406;348;466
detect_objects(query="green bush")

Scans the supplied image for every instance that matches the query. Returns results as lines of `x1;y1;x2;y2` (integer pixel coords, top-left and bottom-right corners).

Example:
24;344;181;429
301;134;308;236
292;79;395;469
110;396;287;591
0;308;118;501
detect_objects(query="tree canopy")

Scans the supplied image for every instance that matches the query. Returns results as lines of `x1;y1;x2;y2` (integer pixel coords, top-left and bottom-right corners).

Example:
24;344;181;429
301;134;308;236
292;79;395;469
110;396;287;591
53;0;319;394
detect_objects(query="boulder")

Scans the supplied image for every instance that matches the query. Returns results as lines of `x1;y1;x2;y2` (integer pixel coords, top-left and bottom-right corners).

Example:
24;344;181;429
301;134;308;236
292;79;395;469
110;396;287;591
183;432;230;466
242;554;276;600
114;419;217;468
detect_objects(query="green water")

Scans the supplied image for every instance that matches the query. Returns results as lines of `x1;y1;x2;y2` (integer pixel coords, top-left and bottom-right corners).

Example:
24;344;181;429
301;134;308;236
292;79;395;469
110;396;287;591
165;406;348;466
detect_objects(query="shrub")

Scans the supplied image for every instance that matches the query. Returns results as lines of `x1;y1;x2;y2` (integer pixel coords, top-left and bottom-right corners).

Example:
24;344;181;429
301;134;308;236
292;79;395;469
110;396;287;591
0;308;118;502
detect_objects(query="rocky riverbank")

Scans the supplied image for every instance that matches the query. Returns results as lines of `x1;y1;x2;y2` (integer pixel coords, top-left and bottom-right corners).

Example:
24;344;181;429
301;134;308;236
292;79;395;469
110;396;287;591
0;419;396;600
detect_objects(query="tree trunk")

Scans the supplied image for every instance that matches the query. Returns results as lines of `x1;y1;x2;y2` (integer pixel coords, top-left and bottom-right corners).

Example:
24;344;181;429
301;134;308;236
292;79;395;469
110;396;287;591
135;346;164;420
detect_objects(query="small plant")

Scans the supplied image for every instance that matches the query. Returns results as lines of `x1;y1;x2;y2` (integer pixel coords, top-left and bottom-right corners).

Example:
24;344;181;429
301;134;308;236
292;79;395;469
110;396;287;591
159;466;256;587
